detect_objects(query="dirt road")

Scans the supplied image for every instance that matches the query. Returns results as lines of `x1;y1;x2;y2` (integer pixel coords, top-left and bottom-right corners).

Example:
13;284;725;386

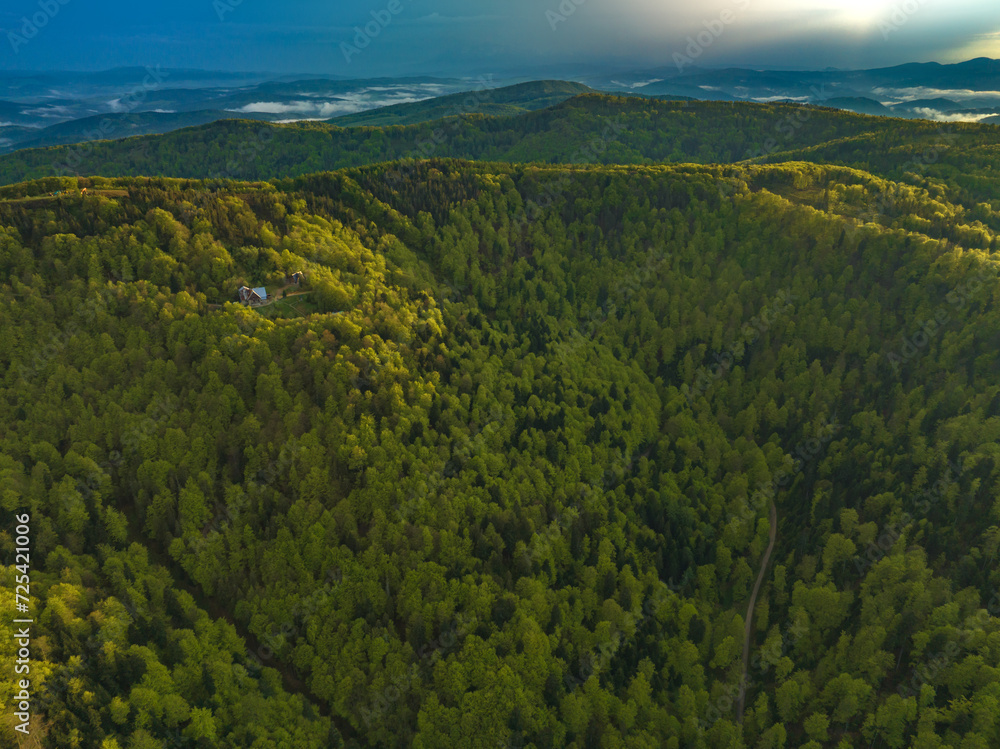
737;500;777;722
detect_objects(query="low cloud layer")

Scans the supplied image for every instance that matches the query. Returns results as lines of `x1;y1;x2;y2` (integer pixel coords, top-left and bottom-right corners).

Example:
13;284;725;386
230;84;451;120
912;107;999;122
872;86;1000;101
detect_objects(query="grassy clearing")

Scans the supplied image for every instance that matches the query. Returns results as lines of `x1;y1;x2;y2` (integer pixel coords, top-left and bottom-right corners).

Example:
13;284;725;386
257;292;319;319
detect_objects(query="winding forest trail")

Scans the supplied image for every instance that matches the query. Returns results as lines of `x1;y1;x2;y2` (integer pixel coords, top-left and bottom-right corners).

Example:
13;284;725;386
737;500;778;723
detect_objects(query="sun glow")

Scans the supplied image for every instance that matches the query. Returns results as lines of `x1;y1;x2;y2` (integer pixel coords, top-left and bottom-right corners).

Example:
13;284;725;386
834;0;900;28
956;30;1000;61
790;0;910;30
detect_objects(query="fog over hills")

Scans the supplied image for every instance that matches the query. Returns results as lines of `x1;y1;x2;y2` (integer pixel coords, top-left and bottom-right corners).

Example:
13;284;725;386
2;59;998;154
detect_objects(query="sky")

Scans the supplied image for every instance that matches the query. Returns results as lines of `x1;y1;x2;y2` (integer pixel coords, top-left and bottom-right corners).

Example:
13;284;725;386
0;0;997;76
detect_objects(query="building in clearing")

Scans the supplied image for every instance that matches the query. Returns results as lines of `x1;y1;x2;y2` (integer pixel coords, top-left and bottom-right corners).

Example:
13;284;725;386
238;286;268;306
288;271;304;285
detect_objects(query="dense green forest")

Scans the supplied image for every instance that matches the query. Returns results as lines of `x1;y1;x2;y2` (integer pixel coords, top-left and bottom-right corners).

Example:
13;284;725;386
2;92;997;232
3;148;1000;748
0;110;281;155
4;95;996;191
328;81;599;127
0;82;628;155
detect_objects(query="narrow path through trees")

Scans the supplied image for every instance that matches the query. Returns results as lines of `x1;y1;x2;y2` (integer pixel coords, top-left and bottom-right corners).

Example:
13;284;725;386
737;500;778;723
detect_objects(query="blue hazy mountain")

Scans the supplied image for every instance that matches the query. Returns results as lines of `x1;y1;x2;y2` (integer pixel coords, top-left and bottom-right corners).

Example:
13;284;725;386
2;59;997;154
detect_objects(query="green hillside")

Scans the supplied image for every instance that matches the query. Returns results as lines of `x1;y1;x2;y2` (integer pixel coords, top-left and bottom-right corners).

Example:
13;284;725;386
759;122;1000;207
329;80;596;127
3;95;987;189
817;97;892;117
3;93;998;233
0;109;281;153
4;155;1000;747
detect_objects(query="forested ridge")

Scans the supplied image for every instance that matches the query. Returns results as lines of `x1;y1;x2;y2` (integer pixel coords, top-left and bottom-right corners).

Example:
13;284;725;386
327;81;599;128
2;94;997;191
3;153;1000;748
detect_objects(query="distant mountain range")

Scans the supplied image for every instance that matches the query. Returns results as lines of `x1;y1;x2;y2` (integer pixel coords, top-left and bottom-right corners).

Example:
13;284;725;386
587;57;1000;122
2;110;283;152
1;59;997;154
329;81;596;127
592;57;1000;97
4;94;998;208
0;72;489;152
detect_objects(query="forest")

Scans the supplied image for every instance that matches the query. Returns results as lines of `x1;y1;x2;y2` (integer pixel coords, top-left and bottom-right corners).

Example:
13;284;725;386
2;87;1000;748
1;94;997;194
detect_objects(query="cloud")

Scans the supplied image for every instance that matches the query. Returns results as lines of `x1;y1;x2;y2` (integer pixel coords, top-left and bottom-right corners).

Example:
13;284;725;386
21;105;72;119
364;84;452;95
752;94;811;102
872;86;1000;101
231;101;320;115
952;29;1000;61
609;78;664;89
911;107;999;122
415;13;507;23
229;85;447;119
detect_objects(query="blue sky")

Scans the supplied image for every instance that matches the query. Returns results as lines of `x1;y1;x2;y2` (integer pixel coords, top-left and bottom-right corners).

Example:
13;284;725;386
0;0;997;75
